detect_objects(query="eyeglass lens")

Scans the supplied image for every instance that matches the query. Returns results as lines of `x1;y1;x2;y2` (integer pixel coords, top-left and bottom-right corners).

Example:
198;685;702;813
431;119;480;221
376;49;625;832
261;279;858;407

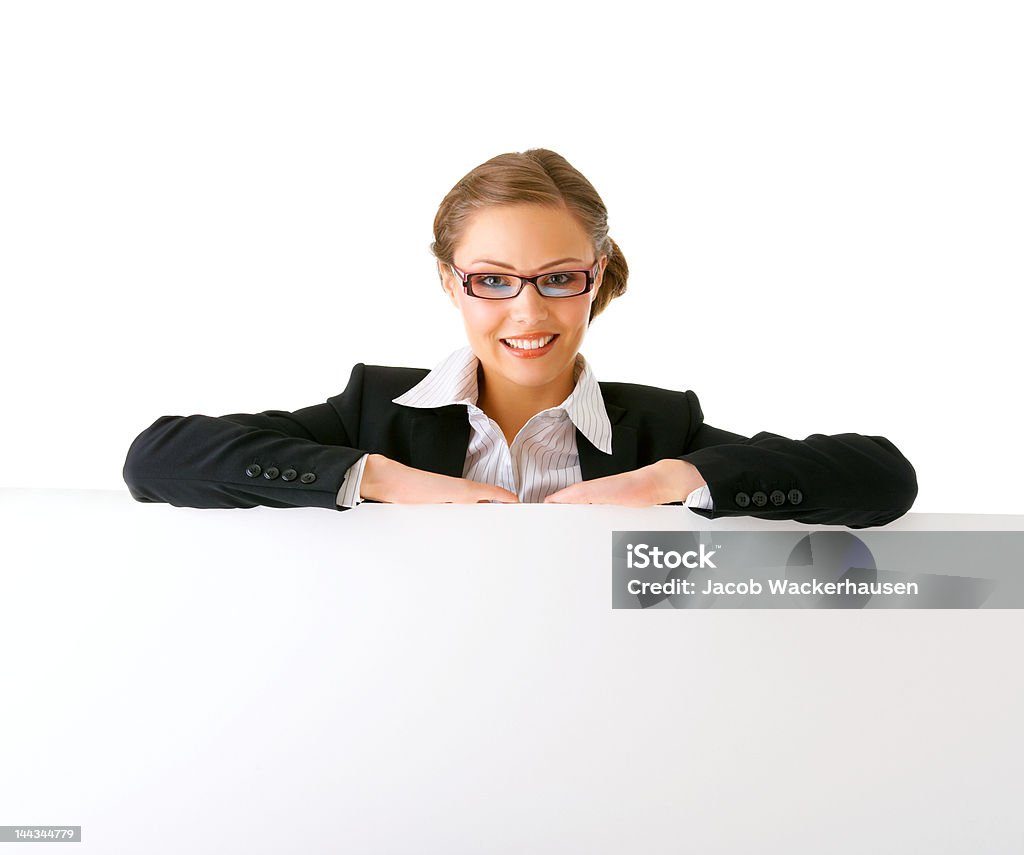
469;271;588;299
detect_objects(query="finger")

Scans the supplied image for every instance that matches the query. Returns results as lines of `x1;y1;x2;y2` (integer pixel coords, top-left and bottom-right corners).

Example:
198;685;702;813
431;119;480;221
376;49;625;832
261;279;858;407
472;483;520;503
467;486;519;503
475;488;520;503
551;483;641;505
482;490;520;503
545;484;592;504
421;474;516;504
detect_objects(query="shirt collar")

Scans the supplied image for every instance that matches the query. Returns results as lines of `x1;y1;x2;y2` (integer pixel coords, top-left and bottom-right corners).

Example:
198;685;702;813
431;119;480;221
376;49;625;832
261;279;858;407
392;345;613;454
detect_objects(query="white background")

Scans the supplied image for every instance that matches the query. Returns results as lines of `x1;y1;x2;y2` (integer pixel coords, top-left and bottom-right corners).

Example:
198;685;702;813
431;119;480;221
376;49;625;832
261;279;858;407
2;0;1021;512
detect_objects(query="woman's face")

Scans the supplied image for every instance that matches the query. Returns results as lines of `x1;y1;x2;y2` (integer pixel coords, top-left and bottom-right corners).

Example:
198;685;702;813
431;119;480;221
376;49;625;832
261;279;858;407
440;203;607;400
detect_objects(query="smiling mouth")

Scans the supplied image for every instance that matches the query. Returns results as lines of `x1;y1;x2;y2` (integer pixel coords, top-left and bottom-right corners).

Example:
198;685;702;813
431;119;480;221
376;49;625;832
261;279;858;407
500;334;558;351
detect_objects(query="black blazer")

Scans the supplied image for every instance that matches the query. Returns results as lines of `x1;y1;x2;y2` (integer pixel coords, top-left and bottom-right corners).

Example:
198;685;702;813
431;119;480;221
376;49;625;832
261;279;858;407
122;362;918;529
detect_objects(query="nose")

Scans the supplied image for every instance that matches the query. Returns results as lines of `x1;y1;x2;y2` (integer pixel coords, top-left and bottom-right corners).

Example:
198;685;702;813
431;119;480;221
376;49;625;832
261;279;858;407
508;281;550;321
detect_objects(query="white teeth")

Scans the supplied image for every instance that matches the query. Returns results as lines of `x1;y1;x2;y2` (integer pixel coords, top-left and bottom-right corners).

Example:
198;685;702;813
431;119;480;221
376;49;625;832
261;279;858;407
503;335;555;350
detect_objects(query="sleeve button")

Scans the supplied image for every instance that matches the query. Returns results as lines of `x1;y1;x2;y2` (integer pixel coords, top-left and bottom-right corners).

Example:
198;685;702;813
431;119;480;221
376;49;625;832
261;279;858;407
281;469;298;481
263;466;280;479
770;489;786;506
788;488;803;505
300;472;317;484
752;491;768;507
735;492;751;507
245;464;262;478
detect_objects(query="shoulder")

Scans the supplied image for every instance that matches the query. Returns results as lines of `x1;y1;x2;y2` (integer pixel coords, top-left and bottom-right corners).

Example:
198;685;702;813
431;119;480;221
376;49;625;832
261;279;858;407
362;364;431;394
598;379;697;411
327;363;430;408
596;380;703;434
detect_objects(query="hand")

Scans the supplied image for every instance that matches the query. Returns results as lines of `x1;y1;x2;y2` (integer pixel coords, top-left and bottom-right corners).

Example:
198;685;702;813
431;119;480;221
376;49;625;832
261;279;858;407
360;454;520;504
543;459;706;507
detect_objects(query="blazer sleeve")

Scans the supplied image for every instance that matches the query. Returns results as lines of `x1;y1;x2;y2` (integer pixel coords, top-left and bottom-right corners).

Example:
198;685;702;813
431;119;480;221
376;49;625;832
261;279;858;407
122;364;371;511
675;390;919;529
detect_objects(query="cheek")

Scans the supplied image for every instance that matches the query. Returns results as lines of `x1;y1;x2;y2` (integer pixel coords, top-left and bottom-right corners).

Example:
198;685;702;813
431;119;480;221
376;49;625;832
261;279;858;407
461;304;499;338
559;305;590;332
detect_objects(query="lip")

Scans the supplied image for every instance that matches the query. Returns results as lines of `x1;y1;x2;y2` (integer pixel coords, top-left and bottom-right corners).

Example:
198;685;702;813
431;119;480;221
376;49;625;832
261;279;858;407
499;332;558;341
500;333;559;358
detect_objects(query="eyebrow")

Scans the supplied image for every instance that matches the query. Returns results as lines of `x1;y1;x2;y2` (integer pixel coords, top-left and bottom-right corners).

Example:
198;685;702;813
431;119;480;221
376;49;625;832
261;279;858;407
469;257;585;271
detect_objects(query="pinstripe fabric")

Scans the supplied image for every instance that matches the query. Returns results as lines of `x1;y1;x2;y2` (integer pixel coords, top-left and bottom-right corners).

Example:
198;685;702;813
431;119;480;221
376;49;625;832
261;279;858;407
337;346;714;509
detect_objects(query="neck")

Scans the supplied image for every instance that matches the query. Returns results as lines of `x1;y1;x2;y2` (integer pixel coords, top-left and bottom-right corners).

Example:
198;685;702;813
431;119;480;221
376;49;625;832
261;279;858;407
477;360;578;445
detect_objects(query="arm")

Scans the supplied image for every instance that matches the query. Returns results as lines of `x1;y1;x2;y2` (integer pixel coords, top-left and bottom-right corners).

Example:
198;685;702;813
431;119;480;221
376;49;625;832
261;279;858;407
122;364;520;510
122;366;371;511
674;391;919;529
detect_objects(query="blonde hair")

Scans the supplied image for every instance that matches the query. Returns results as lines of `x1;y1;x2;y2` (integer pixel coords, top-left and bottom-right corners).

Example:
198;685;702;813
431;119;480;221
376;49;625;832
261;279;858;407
431;148;628;322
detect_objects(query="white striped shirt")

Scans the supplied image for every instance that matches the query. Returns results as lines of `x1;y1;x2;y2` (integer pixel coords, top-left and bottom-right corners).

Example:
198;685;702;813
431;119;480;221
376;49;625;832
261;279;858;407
336;346;714;509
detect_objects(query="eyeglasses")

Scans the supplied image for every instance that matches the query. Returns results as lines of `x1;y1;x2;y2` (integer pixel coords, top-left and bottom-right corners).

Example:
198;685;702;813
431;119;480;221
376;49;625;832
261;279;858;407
449;261;599;300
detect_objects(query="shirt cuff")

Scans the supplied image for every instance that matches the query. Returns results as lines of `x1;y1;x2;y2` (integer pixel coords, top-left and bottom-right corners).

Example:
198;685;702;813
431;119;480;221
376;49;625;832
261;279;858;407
684;484;714;510
336;453;370;508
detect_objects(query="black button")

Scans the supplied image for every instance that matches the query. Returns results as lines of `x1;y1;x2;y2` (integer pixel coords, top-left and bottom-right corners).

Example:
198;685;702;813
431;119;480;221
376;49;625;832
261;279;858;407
263;467;280;480
752;491;768;507
281;469;297;482
770;489;786;506
245;464;262;478
300;472;317;484
788;489;803;505
735;492;750;508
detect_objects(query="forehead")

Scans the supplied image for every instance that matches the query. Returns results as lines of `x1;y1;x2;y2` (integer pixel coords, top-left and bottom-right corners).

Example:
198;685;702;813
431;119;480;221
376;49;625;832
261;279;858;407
457;204;592;266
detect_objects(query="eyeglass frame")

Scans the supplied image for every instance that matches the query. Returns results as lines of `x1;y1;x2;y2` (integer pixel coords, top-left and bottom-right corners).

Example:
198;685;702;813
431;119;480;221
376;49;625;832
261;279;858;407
448;260;601;300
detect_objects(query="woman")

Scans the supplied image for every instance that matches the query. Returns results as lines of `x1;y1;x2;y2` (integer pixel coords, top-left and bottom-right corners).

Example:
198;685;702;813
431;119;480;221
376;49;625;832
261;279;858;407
123;148;918;528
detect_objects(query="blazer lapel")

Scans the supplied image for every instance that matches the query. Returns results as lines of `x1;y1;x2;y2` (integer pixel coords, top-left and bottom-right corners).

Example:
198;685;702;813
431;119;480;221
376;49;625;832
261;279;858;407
409;407;471;477
578;402;638;480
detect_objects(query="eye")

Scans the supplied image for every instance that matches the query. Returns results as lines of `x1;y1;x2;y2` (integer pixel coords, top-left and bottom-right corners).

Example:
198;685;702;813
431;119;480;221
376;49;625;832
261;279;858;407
478;275;512;288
